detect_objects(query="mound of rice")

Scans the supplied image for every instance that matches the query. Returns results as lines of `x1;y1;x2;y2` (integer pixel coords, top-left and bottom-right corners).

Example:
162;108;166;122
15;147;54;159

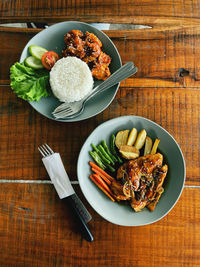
50;56;94;102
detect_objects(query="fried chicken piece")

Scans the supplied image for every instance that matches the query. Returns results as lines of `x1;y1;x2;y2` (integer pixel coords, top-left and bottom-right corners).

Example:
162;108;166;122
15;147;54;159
91;52;111;80
98;52;111;65
63;30;85;58
92;63;111;80
83;31;102;61
85;31;102;47
61;30;112;80
83;42;102;62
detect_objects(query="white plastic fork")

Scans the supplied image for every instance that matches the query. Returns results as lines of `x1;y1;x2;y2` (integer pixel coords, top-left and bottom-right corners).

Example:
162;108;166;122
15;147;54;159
52;62;138;119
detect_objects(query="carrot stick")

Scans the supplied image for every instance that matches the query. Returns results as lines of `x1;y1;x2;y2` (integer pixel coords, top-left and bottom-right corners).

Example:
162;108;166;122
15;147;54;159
89;175;115;202
92;173;115;197
93;173;111;192
91;167;111;185
89;161;114;181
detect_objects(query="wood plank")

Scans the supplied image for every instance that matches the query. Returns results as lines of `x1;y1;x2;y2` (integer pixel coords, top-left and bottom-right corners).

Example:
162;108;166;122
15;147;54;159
0;183;199;266
2;25;200;87
1;30;36;84
1;0;200;23
0;85;199;185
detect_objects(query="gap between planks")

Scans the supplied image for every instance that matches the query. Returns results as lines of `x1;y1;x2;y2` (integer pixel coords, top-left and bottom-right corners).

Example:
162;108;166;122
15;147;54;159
0;180;198;188
0;180;78;185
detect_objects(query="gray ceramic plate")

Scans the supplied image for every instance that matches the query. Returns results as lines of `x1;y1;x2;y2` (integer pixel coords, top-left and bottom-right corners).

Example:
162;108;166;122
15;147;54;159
20;21;122;122
77;116;186;226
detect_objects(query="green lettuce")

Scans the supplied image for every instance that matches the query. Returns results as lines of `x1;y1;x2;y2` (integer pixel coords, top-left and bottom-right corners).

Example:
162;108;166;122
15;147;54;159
10;62;50;102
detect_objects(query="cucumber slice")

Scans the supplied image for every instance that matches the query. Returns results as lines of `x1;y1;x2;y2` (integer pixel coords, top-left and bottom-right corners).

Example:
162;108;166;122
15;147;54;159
24;56;44;69
28;45;48;60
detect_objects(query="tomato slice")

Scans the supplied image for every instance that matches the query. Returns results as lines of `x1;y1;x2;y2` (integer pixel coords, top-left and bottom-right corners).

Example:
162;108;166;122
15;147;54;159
41;51;59;70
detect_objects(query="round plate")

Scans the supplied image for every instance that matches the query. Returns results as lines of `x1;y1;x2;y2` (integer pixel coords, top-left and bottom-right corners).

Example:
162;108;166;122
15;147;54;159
77;116;186;226
20;21;122;122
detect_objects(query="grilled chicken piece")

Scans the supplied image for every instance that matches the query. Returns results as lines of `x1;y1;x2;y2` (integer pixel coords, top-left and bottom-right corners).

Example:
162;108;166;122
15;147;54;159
116;162;128;180
128;153;163;191
147;187;164;212
152;164;168;191
131;198;148;212
110;179;131;201
130;163;168;212
113;153;168;212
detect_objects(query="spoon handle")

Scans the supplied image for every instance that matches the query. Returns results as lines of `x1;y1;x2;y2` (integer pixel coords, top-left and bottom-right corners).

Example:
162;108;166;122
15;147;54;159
85;62;137;102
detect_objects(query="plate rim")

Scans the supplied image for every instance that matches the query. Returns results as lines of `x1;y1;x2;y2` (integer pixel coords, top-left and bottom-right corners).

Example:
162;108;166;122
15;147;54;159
77;115;186;226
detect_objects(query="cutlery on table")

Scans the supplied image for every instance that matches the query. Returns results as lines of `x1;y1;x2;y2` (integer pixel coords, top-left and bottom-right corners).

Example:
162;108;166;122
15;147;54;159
38;144;93;242
52;62;137;119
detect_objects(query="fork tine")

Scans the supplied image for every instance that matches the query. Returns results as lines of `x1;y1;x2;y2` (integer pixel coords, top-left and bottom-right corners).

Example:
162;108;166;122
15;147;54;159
38;144;54;157
42;144;52;156
53;102;70;112
52;106;72;115
38;146;46;157
45;143;54;154
53;109;74;118
40;145;50;156
59;110;72;116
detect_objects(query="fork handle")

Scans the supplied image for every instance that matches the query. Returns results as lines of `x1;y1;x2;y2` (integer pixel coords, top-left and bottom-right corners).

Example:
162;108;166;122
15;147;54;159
85;62;137;102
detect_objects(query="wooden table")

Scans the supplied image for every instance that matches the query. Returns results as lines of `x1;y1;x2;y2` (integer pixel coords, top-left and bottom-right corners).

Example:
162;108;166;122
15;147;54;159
0;1;200;266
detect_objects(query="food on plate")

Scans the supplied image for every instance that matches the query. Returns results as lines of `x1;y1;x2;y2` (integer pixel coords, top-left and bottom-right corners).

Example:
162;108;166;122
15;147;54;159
49;57;94;102
24;56;44;69
115;130;130;149
127;128;137;146
114;153;167;211
91;143;112;165
41;51;59;70
89;145;115;173
28;45;48;60
101;140;118;163
10;29;112;103
110;134;123;163
62;30;111;80
10;44;51;101
119;145;139;159
134;129;147;150
151;138;160;155
89;127;167;212
10;62;49;101
89;161;115;202
147;187;164;211
144;136;153;156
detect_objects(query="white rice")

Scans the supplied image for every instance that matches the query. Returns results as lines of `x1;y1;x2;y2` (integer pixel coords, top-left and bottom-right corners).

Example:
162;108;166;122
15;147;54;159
50;56;94;102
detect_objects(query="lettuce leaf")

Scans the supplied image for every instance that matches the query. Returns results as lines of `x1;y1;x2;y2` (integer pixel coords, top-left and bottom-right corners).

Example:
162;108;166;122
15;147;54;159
10;62;50;102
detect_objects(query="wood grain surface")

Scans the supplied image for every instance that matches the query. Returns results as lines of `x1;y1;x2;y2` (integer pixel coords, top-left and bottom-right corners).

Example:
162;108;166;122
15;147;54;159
0;26;199;184
0;84;199;185
1;1;200;266
2;25;200;87
1;0;200;23
0;184;200;267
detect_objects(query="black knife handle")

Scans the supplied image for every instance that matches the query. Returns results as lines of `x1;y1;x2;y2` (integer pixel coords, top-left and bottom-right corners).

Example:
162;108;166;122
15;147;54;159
70;193;92;223
63;194;94;242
